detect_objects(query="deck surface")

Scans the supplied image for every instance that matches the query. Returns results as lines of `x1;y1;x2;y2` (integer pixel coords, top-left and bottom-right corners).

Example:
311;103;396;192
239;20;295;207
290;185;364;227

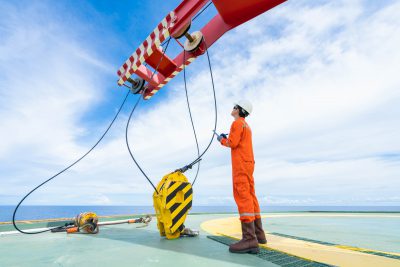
1;212;399;267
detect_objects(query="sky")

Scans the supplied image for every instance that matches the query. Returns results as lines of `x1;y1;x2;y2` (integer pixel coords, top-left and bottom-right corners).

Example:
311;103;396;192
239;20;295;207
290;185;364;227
0;0;399;207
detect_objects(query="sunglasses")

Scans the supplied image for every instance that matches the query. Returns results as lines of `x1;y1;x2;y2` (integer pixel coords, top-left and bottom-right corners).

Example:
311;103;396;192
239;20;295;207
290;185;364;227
233;106;239;110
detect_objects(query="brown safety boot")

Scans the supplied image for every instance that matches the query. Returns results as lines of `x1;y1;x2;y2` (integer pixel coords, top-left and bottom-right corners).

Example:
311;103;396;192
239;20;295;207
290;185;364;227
254;218;267;244
229;221;259;254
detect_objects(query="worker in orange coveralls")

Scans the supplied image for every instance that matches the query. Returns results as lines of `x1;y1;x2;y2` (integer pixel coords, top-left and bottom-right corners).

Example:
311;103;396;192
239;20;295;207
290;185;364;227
215;100;266;254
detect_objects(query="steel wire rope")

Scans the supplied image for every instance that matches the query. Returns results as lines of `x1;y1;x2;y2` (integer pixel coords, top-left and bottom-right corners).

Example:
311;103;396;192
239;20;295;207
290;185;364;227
174;0;216;186
125;37;172;193
182;38;217;186
127;38;217;190
193;1;213;21
183;50;201;184
12;90;131;234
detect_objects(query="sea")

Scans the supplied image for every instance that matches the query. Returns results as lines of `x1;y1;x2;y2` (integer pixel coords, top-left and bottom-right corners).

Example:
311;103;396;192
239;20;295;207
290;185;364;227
1;205;399;222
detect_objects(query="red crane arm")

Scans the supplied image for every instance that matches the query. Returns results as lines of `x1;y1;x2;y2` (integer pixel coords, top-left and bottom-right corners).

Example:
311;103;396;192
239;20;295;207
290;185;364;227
117;0;286;100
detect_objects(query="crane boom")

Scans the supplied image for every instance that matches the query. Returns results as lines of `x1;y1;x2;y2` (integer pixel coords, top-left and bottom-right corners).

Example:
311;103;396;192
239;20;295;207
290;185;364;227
117;0;286;100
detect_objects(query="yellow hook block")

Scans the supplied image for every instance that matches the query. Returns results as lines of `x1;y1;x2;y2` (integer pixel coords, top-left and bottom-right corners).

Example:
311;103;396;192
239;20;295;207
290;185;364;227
153;171;193;239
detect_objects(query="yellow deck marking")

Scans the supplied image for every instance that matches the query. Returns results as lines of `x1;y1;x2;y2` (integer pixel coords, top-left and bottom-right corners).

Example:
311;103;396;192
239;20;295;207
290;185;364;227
201;215;400;267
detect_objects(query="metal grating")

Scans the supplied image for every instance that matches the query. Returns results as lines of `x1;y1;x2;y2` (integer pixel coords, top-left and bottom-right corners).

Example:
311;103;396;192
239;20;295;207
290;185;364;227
207;235;335;267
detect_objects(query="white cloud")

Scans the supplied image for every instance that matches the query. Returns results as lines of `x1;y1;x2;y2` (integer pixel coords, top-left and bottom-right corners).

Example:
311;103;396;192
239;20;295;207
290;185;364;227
1;0;399;207
0;2;115;201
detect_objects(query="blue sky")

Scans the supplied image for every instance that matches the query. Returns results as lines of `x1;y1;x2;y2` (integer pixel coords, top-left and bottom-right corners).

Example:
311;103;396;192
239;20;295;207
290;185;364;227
0;0;399;206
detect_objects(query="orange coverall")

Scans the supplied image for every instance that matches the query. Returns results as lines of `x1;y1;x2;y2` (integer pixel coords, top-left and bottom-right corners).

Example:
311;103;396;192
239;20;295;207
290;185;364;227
221;117;261;222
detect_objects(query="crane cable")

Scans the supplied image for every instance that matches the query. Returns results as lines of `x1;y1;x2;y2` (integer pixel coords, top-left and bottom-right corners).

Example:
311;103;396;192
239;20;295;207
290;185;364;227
12;90;131;234
126;2;216;188
181;39;218;186
181;39;217;187
125;37;172;194
126;37;217;191
183;50;201;185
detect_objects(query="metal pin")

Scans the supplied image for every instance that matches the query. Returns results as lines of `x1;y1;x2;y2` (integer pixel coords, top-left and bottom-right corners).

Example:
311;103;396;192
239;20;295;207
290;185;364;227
184;32;194;43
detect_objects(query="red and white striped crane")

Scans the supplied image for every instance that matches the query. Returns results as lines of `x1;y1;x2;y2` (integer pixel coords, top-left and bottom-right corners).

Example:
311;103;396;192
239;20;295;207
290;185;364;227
116;0;286;100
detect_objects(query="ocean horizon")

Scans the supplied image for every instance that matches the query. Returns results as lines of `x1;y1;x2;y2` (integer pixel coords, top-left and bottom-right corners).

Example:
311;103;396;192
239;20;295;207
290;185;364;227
1;205;399;223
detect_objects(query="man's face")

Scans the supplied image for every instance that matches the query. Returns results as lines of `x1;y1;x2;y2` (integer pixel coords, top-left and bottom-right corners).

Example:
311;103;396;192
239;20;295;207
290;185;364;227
231;105;239;117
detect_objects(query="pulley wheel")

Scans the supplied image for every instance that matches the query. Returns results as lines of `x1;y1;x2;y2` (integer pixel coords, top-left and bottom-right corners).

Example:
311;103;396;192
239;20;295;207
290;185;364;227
127;77;145;94
172;21;191;39
184;31;204;52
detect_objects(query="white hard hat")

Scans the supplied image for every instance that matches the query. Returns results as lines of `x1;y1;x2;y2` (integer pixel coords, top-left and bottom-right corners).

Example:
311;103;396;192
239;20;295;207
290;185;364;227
235;99;253;115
